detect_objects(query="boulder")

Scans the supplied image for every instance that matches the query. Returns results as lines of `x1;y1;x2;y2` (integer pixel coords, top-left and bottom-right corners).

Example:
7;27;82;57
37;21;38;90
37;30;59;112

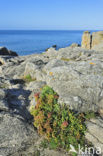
52;44;57;49
24;62;39;78
24;57;48;80
44;63;102;112
42;47;103;113
0;47;18;56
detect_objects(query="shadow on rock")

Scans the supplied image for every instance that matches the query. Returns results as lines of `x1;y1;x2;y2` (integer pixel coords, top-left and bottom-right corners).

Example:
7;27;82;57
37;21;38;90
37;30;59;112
6;87;33;121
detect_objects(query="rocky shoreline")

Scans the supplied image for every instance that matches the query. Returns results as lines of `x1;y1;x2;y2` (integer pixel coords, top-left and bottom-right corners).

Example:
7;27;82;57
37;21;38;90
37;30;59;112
0;31;103;155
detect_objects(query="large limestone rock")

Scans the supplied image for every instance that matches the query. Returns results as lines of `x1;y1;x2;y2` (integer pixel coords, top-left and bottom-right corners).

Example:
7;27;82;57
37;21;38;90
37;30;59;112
43;61;103;112
92;31;103;51
81;31;103;51
42;47;103;113
81;31;91;49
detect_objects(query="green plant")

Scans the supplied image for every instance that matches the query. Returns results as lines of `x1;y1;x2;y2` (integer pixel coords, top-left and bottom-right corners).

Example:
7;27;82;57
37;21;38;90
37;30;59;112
23;74;36;82
30;86;87;154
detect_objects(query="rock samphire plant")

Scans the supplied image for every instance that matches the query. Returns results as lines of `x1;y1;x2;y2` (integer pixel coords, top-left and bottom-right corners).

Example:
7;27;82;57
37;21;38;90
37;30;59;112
30;86;87;153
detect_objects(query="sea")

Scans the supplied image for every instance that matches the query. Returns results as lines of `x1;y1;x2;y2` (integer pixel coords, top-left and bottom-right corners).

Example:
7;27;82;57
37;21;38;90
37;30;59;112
0;30;84;56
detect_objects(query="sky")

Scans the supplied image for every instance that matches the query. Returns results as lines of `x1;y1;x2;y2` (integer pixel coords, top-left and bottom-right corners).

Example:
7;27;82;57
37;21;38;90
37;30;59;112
0;0;103;30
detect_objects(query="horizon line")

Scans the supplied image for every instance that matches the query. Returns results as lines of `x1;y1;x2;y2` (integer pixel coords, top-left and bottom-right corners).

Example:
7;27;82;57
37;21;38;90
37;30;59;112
0;29;102;31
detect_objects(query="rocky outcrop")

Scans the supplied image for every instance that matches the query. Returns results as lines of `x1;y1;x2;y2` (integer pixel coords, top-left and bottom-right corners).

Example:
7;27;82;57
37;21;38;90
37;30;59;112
1;43;103;155
1;47;103;113
43;49;103;113
0;47;18;56
0;77;39;156
81;31;91;49
92;31;103;51
81;31;103;51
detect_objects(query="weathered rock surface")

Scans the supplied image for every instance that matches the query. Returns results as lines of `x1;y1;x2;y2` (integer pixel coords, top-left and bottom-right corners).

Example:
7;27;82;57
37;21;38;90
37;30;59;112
81;31;91;49
86;117;103;154
81;31;103;51
1;46;103;113
0;43;103;155
0;113;39;156
0;76;40;156
41;47;103;113
92;31;103;51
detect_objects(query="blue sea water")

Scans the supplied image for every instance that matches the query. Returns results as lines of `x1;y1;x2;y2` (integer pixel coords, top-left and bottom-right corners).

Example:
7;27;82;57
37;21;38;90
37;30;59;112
0;30;84;56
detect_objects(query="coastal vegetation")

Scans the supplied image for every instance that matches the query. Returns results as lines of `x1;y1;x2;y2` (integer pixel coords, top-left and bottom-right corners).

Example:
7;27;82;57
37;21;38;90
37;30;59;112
30;85;96;154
